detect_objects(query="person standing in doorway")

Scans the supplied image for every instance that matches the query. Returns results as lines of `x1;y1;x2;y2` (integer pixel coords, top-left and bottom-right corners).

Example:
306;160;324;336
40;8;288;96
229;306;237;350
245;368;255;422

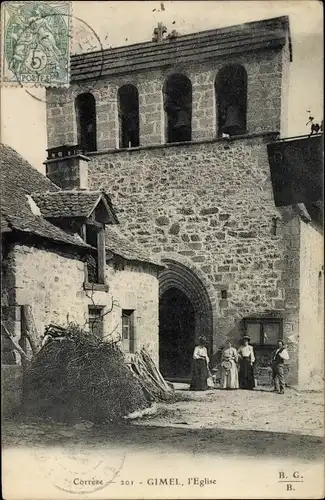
237;336;255;390
190;337;209;391
272;340;289;394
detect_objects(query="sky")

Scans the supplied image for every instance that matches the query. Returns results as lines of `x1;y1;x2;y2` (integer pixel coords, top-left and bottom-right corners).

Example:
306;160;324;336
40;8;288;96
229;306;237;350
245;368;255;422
1;0;323;171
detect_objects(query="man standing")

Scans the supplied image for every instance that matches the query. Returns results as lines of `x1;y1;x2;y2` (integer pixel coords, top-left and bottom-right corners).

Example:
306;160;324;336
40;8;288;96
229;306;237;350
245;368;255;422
271;340;289;394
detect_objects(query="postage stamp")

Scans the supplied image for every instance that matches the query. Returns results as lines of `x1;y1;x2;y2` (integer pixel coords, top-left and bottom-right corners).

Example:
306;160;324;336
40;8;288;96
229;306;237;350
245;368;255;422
1;1;71;87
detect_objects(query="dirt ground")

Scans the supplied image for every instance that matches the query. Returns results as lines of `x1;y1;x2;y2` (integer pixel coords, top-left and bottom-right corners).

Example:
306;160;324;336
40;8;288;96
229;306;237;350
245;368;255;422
137;385;324;436
3;386;324;447
2;386;324;499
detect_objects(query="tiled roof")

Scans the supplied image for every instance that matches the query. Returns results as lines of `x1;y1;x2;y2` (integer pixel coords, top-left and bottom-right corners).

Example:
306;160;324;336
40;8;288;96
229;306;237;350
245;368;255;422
105;226;163;267
4;214;90;248
71;16;291;82
0;144;162;267
0;144;90;249
32;190;118;223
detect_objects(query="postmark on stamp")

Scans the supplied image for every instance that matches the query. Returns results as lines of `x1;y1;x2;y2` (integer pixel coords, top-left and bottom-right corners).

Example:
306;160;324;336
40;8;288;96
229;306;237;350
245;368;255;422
1;1;71;87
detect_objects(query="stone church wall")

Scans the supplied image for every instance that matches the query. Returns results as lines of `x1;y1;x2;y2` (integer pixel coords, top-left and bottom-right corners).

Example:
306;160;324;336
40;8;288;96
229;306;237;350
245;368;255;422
298;222;324;389
85;136;300;383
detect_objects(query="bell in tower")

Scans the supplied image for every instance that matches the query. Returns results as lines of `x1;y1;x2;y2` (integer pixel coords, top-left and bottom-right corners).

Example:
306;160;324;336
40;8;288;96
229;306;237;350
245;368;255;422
215;65;247;137
163;73;192;143
173;107;191;142
222;104;242;135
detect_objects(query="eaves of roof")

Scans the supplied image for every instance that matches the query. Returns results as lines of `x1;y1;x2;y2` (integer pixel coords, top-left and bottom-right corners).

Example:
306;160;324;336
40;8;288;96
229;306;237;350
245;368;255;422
71;16;291;82
31;190;118;223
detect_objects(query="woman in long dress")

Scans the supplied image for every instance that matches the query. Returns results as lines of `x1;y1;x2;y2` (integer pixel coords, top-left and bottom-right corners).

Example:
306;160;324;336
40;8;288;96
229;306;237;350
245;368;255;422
220;340;239;389
237;336;255;390
190;337;209;391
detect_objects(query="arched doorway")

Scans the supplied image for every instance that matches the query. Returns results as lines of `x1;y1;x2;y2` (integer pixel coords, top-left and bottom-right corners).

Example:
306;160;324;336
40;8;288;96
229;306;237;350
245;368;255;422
159;258;213;381
159;287;195;378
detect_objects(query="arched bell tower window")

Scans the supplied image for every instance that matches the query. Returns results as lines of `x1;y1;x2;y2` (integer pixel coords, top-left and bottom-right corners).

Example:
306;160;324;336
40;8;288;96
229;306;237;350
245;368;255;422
118;84;140;148
75;93;97;153
215;65;247;137
163;74;192;144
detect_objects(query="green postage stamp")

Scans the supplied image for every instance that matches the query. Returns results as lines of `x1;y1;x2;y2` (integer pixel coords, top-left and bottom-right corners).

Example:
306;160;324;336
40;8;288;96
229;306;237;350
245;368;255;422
1;1;71;86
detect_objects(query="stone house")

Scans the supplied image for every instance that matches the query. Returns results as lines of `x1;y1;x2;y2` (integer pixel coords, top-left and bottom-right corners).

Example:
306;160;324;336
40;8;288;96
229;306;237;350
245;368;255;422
1;143;162;413
44;16;323;388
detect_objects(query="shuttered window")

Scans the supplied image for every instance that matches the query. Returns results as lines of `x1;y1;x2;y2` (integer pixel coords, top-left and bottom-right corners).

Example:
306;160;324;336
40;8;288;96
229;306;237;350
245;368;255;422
244;318;282;347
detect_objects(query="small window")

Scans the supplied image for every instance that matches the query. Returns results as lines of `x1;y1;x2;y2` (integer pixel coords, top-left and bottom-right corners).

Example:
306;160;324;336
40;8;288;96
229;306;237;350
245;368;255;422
75;93;97;152
271;217;278;236
122;309;135;353
88;306;104;337
163;73;192;144
244;318;282;347
118;85;140;148
83;224;106;285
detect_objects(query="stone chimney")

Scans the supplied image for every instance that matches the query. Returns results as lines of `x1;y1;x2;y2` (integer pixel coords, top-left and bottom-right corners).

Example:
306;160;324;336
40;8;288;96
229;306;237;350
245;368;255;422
44;145;90;190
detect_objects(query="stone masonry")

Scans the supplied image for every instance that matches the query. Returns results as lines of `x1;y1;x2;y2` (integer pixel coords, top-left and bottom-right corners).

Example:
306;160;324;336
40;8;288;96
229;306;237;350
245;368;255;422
84;137;301;383
43;18;321;386
46;46;290;150
4;244;159;364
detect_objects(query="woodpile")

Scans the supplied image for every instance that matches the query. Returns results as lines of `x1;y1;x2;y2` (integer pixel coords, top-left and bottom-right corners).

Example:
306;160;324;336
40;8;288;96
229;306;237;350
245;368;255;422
3;307;175;420
129;348;174;401
23;322;150;423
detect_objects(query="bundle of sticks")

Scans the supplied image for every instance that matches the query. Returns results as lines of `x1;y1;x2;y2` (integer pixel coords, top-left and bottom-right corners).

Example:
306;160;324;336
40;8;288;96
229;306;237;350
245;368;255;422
24;322;150;422
129;347;174;401
41;323;72;347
